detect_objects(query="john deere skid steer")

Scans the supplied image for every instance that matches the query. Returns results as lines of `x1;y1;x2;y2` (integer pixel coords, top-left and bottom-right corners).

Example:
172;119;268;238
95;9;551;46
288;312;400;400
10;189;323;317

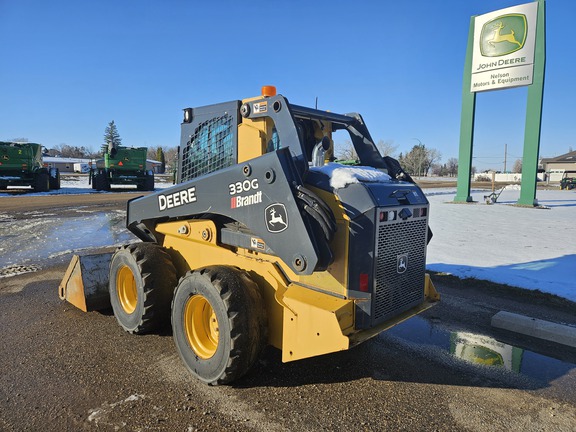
60;86;439;385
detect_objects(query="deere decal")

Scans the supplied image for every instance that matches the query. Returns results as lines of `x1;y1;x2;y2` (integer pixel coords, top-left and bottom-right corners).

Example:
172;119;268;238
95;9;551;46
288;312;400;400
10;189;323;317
480;14;527;57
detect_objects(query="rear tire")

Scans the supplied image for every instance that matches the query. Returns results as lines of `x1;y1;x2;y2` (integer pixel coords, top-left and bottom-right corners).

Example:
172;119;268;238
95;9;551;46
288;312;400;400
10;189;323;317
33;171;50;192
49;168;61;190
109;243;177;334
93;172;110;191
137;173;155;191
172;266;267;385
145;173;155;191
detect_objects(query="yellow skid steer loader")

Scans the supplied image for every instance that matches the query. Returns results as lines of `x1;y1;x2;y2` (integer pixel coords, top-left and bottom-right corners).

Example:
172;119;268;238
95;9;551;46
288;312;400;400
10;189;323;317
59;86;439;385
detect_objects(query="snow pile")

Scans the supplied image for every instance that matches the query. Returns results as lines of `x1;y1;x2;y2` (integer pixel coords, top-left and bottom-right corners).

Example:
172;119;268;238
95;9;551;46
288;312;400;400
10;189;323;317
311;163;391;189
425;188;576;302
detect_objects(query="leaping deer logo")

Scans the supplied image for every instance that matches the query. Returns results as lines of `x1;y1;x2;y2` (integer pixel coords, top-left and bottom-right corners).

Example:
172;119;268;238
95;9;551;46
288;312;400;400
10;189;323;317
265;204;289;233
488;21;522;48
480;14;527;57
268;208;287;228
397;254;408;274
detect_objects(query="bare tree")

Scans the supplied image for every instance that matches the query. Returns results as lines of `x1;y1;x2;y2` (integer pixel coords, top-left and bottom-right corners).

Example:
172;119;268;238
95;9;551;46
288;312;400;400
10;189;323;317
512;158;522;173
400;143;442;176
431;163;445;176
334;139;358;161
163;147;179;172
376;139;398;157
424;148;442;176
446;157;458;177
46;143;97;158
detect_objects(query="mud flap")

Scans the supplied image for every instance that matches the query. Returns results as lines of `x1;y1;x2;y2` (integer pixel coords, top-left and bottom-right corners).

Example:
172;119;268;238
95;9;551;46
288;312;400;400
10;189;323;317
58;253;113;312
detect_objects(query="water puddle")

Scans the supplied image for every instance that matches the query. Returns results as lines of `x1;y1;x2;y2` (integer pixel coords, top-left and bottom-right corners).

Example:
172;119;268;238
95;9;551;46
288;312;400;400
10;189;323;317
386;316;575;383
0;211;134;268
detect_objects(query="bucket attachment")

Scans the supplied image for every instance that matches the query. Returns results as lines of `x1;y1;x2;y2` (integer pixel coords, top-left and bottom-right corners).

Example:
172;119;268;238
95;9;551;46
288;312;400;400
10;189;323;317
58;253;113;312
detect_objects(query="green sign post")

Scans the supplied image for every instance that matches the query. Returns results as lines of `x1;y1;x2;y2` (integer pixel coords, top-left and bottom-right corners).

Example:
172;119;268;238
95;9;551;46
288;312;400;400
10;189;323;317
454;0;546;205
454;18;477;203
518;0;546;205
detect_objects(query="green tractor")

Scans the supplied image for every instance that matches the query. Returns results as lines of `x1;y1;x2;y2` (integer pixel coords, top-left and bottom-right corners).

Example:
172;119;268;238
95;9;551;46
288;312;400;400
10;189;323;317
91;143;154;191
0;142;60;192
560;171;576;190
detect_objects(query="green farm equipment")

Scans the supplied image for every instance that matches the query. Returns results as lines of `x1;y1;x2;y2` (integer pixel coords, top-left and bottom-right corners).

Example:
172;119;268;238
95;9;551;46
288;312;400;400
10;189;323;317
560;171;576;190
91;144;154;191
0;142;60;192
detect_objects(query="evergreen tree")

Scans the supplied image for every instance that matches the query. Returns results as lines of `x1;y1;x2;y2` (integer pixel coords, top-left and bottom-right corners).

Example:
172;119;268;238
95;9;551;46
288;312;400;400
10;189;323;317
103;120;122;153
156;147;166;174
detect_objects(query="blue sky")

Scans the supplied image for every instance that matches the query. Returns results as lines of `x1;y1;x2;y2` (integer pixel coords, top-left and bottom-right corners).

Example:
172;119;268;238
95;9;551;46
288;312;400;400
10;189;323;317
1;0;573;171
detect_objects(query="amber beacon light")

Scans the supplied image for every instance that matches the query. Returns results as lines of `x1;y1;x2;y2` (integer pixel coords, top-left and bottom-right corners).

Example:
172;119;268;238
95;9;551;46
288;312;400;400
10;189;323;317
261;85;277;97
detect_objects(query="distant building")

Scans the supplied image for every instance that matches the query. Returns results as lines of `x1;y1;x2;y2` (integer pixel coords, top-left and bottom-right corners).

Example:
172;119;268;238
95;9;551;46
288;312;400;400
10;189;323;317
541;151;576;172
43;156;92;173
540;151;576;182
44;156;163;173
146;159;163;173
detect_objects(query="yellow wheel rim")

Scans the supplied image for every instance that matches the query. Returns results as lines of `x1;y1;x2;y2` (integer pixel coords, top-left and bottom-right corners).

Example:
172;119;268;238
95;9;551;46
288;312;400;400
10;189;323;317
116;265;137;314
184;295;219;359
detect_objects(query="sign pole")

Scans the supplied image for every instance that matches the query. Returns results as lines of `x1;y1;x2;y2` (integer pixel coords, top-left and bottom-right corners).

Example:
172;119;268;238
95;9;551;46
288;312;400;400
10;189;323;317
517;0;546;206
454;17;476;203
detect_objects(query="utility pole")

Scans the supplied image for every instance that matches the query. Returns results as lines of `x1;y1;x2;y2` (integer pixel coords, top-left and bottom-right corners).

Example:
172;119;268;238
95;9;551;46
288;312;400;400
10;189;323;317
504;143;507;173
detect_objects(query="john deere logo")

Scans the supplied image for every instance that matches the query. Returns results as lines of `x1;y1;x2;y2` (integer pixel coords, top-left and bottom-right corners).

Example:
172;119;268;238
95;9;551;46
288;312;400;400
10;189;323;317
480;14;527;57
265;203;288;233
397;253;408;274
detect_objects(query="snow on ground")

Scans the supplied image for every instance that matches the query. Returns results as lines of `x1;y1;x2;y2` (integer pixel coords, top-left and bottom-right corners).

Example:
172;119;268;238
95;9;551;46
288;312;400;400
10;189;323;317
1;175;575;302
0;174;174;197
425;186;576;302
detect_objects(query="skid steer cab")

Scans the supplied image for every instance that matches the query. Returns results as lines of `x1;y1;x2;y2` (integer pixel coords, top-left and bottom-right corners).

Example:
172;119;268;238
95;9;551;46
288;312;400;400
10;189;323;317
59;86;439;385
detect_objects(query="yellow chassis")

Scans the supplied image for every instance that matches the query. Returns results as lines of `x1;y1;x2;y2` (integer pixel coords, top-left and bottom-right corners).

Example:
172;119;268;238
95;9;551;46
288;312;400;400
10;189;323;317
157;219;439;362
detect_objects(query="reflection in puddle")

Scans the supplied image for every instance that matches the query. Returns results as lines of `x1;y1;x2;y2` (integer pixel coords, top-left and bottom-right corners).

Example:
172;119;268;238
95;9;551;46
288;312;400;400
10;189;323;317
386;316;575;383
451;332;523;371
0;212;134;267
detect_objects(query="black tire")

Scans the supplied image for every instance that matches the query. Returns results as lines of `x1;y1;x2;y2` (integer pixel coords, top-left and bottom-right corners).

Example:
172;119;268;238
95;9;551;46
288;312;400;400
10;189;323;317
49;168;61;190
92;173;101;190
145;173;155;191
137;173;155;191
172;266;267;385
93;173;110;191
109;243;178;334
33;171;50;192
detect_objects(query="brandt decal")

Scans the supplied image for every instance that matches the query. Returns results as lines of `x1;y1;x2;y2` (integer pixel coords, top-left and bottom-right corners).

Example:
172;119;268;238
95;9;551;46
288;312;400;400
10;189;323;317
265;203;288;233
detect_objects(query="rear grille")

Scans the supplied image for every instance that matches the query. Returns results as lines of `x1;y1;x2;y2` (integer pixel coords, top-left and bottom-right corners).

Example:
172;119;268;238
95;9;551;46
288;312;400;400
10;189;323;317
181;114;235;182
373;207;428;324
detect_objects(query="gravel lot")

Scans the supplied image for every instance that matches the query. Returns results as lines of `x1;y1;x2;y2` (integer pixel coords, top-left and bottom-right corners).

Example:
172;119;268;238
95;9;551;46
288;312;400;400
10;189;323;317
1;190;575;431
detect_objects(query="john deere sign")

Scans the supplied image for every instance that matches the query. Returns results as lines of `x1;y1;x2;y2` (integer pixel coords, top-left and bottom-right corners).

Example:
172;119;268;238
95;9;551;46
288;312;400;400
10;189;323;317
456;0;546;207
471;2;538;92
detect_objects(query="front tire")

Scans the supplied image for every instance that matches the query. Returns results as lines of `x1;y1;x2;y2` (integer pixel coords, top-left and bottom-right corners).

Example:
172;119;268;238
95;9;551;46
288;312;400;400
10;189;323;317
109;243;177;334
172;266;267;385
